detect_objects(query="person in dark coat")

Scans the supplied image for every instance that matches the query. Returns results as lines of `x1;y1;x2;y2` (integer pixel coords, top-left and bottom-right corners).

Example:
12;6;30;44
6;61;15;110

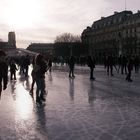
10;60;18;80
29;56;36;96
33;54;48;103
117;55;122;73
0;50;8;99
87;56;95;80
121;55;128;74
106;55;114;76
133;55;139;73
126;57;133;82
48;58;52;72
68;56;76;78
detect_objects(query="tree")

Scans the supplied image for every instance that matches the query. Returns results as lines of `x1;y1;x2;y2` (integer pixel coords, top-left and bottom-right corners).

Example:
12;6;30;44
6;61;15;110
54;33;81;43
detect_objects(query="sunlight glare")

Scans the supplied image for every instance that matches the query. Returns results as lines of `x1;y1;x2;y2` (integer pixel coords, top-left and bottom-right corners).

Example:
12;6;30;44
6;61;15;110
15;84;33;119
5;0;41;29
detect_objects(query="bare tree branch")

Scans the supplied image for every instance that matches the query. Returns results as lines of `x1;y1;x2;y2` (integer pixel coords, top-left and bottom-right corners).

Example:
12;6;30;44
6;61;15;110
54;33;81;43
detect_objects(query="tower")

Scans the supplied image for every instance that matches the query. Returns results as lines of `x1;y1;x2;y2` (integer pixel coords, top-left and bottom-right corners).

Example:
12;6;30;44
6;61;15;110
8;32;16;48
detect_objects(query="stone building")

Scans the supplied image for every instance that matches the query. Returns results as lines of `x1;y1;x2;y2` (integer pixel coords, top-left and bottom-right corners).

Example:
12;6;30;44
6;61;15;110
27;43;54;56
8;32;16;48
54;42;85;57
0;31;17;57
27;42;85;58
81;10;140;62
0;31;16;50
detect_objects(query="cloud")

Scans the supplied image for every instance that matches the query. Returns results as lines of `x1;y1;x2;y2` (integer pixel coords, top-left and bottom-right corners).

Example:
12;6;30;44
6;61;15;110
102;0;140;15
0;0;139;48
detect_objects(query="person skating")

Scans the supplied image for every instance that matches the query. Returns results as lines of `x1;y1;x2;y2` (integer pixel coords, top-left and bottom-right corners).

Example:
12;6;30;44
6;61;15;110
68;56;76;78
32;54;48;103
126;57;133;82
87;56;95;80
0;50;8;99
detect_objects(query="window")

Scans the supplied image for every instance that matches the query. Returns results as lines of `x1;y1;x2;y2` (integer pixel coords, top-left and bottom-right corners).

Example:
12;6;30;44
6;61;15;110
119;17;122;22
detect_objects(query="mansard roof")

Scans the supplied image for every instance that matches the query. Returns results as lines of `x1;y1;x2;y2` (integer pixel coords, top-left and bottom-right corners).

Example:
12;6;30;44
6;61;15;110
91;11;133;29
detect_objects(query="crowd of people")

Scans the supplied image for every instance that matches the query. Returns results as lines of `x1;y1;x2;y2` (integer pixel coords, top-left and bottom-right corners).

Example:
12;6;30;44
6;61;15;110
104;54;139;82
0;51;50;103
0;49;139;103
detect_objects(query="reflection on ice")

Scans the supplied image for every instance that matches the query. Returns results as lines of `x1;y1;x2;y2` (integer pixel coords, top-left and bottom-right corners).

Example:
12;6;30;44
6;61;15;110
15;84;33;119
69;78;74;101
10;80;17;100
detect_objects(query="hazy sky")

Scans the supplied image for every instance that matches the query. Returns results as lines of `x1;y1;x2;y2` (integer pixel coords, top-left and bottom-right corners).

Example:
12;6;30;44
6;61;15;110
0;0;139;48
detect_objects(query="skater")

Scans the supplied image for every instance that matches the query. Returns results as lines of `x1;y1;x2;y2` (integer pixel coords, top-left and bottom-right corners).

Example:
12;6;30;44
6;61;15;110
0;50;8;99
9;60;18;80
87;56;95;80
33;54;48;103
29;56;36;96
126;57;133;82
68;56;76;78
106;54;114;76
48;57;52;72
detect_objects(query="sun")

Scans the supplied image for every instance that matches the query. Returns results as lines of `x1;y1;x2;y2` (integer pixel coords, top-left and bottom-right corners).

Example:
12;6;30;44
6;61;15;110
4;0;41;29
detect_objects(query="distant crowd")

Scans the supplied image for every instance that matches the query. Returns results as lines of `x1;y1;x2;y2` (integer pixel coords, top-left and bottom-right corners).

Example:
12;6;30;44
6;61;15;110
0;50;139;103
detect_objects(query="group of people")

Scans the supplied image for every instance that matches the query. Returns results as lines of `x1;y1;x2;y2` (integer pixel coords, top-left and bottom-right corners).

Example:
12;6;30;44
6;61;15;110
8;55;31;80
68;54;139;83
0;49;139;102
105;54;139;82
0;50;49;103
68;55;96;80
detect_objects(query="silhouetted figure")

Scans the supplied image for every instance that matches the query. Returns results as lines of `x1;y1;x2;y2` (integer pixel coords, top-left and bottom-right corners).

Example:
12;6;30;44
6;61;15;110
68;56;76;78
23;55;30;77
106;55;114;76
33;54;48;103
87;56;95;80
117;55;122;73
133;55;139;73
126;57;133;82
9;60;18;80
19;56;25;75
48;58;52;72
29;56;36;96
121;55;128;74
0;50;8;99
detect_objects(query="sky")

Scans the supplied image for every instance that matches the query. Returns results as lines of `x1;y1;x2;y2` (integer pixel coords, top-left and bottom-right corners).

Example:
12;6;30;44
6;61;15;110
0;0;139;49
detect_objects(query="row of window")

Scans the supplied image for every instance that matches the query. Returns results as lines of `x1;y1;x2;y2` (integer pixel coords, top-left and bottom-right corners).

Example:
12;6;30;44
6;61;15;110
92;18;139;30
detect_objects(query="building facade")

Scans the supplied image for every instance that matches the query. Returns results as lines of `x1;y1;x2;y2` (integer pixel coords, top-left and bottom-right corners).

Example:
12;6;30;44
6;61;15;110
54;42;85;57
81;10;140;62
8;32;16;48
0;31;16;50
27;42;85;58
27;43;54;56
